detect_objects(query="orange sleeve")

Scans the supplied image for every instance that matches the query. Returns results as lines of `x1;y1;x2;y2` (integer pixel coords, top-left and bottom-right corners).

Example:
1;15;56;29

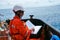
22;21;29;31
13;19;27;37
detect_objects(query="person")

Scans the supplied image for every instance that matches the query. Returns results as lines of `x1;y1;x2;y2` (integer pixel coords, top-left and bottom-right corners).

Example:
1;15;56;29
50;31;60;40
40;27;45;40
44;26;51;40
9;5;34;40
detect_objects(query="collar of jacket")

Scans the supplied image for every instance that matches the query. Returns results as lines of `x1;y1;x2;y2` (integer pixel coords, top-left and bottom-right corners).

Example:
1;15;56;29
13;16;20;19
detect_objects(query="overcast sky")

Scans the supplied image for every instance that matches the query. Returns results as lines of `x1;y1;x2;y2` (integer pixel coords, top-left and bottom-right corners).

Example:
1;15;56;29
0;0;60;9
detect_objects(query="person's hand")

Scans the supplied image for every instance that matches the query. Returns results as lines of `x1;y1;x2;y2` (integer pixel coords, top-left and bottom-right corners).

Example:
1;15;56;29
6;30;9;34
31;28;35;32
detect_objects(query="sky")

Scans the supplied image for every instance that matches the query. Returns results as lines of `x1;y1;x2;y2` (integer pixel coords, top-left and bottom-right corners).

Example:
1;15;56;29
0;0;60;9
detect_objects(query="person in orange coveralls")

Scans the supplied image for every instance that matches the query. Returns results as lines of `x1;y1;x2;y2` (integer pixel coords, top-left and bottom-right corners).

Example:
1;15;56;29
9;5;34;40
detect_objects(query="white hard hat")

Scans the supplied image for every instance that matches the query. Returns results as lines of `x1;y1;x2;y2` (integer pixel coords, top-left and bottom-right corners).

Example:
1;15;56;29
13;5;24;12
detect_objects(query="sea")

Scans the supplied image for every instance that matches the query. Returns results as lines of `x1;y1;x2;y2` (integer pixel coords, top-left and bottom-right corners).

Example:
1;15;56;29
0;5;60;32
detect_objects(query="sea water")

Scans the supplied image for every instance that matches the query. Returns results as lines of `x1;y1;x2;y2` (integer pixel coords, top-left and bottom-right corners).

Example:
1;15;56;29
0;6;60;31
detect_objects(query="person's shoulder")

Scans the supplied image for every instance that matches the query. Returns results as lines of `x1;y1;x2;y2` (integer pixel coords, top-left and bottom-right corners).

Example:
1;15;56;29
13;18;20;22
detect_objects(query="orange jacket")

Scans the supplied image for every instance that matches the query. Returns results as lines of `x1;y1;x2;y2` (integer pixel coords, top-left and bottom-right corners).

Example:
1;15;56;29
9;16;29;40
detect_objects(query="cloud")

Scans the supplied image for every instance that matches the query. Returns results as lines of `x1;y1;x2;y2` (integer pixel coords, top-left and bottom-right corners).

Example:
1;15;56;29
0;0;60;9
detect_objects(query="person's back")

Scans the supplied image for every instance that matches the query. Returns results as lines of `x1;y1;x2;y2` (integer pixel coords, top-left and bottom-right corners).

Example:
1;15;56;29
9;16;28;40
9;5;35;40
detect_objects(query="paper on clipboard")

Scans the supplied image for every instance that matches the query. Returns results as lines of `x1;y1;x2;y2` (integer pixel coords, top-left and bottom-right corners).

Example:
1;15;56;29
32;26;42;34
26;20;35;29
26;20;42;34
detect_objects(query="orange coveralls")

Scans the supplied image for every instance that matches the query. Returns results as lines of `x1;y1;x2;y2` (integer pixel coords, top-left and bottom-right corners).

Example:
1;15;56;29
9;16;29;40
9;16;39;40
